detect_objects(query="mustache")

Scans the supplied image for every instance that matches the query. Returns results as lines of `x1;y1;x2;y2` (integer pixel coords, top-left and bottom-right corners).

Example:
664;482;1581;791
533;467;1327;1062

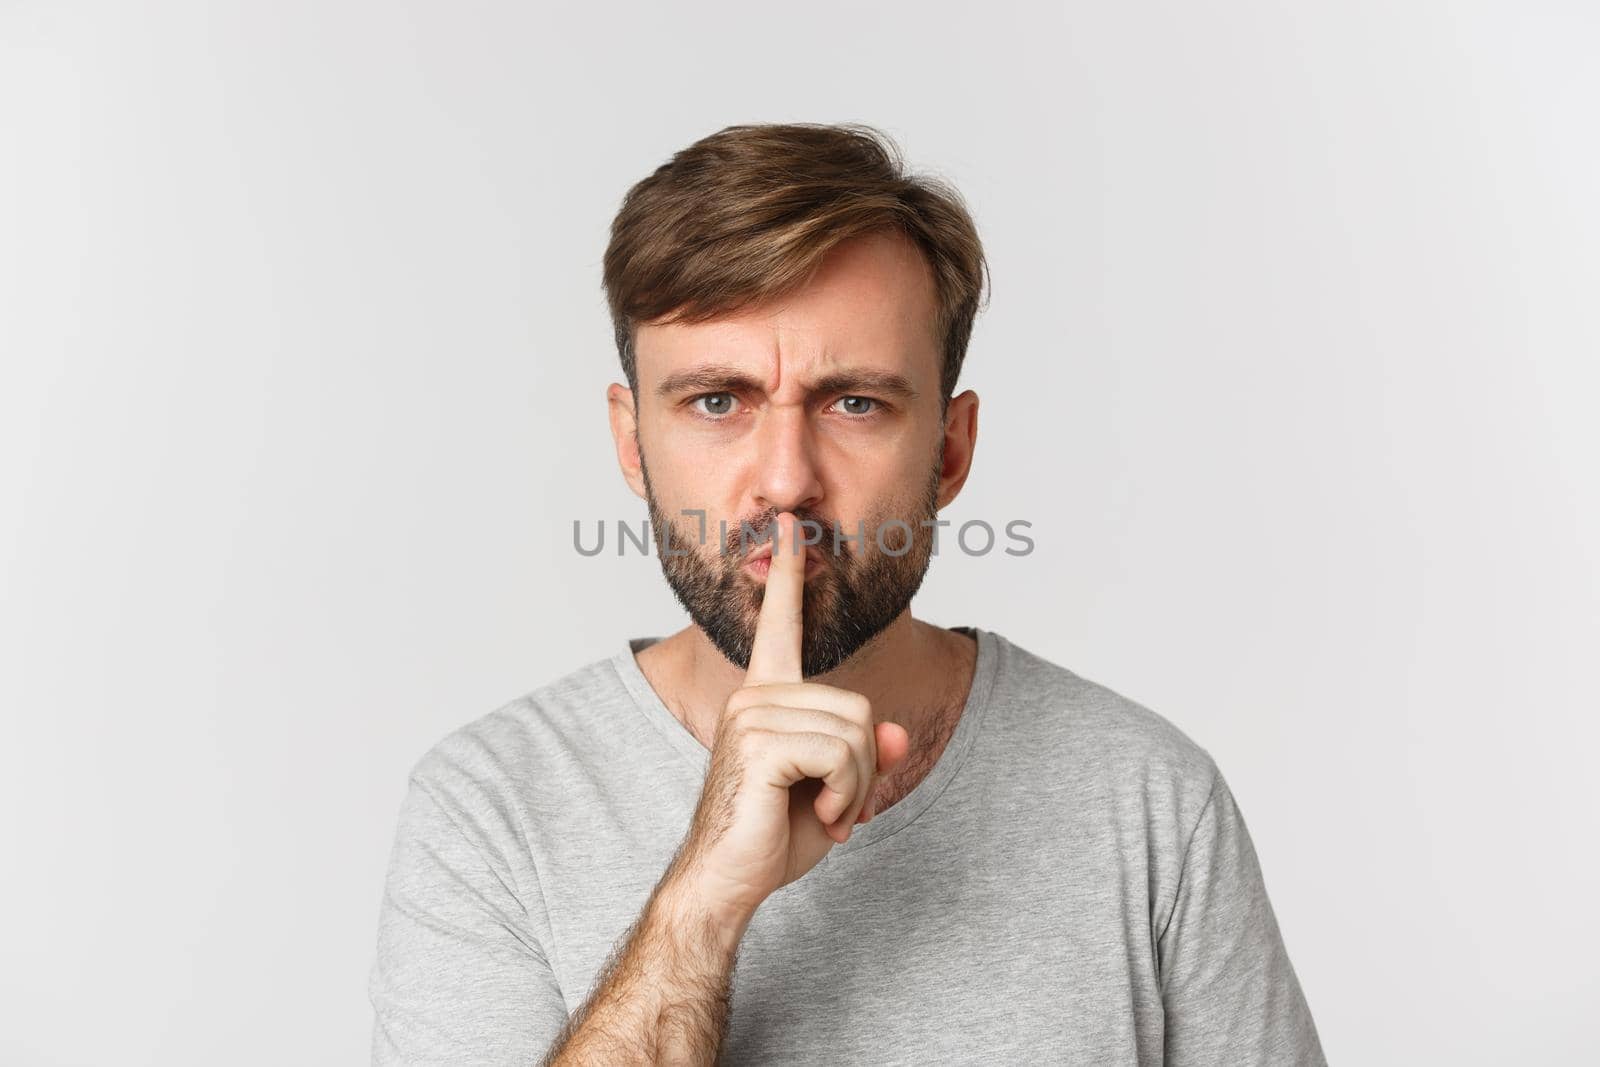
655;506;939;561
721;508;826;555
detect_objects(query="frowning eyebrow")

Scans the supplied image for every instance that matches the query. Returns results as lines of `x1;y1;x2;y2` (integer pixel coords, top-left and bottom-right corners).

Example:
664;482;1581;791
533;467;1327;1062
654;362;920;403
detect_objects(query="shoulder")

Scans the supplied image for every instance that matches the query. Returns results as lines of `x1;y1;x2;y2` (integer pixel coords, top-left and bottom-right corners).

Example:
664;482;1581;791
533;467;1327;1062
985;630;1221;813
406;649;632;812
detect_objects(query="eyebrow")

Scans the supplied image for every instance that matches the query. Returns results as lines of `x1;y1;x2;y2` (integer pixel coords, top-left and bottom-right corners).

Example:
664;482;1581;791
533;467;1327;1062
654;362;920;403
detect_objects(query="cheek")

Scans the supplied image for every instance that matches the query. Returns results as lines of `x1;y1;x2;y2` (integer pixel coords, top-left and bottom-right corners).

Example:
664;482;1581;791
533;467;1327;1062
841;459;931;518
648;463;746;523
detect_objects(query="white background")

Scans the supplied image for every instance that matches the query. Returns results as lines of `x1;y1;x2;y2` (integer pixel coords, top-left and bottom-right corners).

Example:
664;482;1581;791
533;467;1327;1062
3;2;1596;1063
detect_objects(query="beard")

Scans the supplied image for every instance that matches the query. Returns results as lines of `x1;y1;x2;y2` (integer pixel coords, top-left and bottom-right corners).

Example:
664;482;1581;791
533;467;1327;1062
638;448;942;678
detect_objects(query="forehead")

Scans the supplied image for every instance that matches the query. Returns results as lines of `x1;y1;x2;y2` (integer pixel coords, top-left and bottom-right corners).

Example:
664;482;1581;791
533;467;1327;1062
634;230;940;393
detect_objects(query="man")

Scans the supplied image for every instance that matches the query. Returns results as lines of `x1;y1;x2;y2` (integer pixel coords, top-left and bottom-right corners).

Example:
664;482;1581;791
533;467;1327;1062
368;122;1326;1065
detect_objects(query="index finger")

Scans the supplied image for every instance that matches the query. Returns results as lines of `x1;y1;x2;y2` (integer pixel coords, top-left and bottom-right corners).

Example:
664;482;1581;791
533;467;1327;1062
745;511;804;684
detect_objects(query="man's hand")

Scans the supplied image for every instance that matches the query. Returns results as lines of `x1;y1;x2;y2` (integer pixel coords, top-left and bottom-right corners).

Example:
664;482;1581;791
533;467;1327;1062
670;512;912;922
543;511;913;1065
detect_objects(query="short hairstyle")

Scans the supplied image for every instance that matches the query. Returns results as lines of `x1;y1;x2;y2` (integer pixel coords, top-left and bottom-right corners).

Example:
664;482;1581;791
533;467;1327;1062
602;122;990;410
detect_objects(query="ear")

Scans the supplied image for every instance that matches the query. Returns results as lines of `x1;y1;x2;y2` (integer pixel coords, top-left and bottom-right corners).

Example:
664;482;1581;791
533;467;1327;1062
935;389;979;510
607;382;647;500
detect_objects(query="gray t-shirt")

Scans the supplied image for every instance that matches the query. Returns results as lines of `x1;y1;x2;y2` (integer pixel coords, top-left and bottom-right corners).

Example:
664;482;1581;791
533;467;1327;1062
369;626;1326;1065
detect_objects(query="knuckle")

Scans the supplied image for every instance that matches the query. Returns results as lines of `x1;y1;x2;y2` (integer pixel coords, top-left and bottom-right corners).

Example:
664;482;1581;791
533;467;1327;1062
733;723;767;750
844;717;870;749
729;700;775;728
726;686;762;714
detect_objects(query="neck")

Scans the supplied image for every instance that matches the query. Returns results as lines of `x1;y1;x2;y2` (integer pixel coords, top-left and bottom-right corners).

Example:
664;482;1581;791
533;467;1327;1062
637;611;976;751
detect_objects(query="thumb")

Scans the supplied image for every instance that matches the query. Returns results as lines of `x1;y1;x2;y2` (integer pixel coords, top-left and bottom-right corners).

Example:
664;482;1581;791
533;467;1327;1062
874;721;911;774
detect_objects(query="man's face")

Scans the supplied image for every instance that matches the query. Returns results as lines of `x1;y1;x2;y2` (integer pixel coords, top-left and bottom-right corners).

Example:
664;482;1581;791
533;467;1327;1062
611;230;973;677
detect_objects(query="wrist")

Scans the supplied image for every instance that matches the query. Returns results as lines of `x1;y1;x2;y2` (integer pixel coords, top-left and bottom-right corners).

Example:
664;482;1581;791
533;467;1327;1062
651;869;756;960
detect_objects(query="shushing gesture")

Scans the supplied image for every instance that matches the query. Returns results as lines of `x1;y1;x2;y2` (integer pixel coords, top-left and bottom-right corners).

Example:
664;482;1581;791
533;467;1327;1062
673;512;911;922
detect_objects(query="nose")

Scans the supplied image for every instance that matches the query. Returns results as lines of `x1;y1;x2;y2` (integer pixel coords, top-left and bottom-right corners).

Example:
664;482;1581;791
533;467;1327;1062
751;402;824;518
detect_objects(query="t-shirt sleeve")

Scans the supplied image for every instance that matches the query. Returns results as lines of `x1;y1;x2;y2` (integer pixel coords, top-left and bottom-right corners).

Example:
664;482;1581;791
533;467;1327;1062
368;773;571;1065
1156;767;1327;1066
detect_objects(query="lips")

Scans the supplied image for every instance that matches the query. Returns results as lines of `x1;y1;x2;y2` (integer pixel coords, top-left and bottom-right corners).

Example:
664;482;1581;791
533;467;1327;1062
741;541;827;577
743;542;825;564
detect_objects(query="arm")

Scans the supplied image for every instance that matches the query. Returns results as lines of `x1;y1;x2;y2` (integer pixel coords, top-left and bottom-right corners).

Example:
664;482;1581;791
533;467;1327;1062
541;863;753;1066
369;766;756;1066
374;513;894;1064
1157;767;1327;1066
549;511;904;1064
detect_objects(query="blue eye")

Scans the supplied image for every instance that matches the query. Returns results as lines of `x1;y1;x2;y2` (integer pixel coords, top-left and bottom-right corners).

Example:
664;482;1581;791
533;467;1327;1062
691;392;738;417
834;396;877;416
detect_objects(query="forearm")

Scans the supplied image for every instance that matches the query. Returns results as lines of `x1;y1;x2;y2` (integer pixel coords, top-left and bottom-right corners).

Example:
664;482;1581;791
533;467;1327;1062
542;871;753;1066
